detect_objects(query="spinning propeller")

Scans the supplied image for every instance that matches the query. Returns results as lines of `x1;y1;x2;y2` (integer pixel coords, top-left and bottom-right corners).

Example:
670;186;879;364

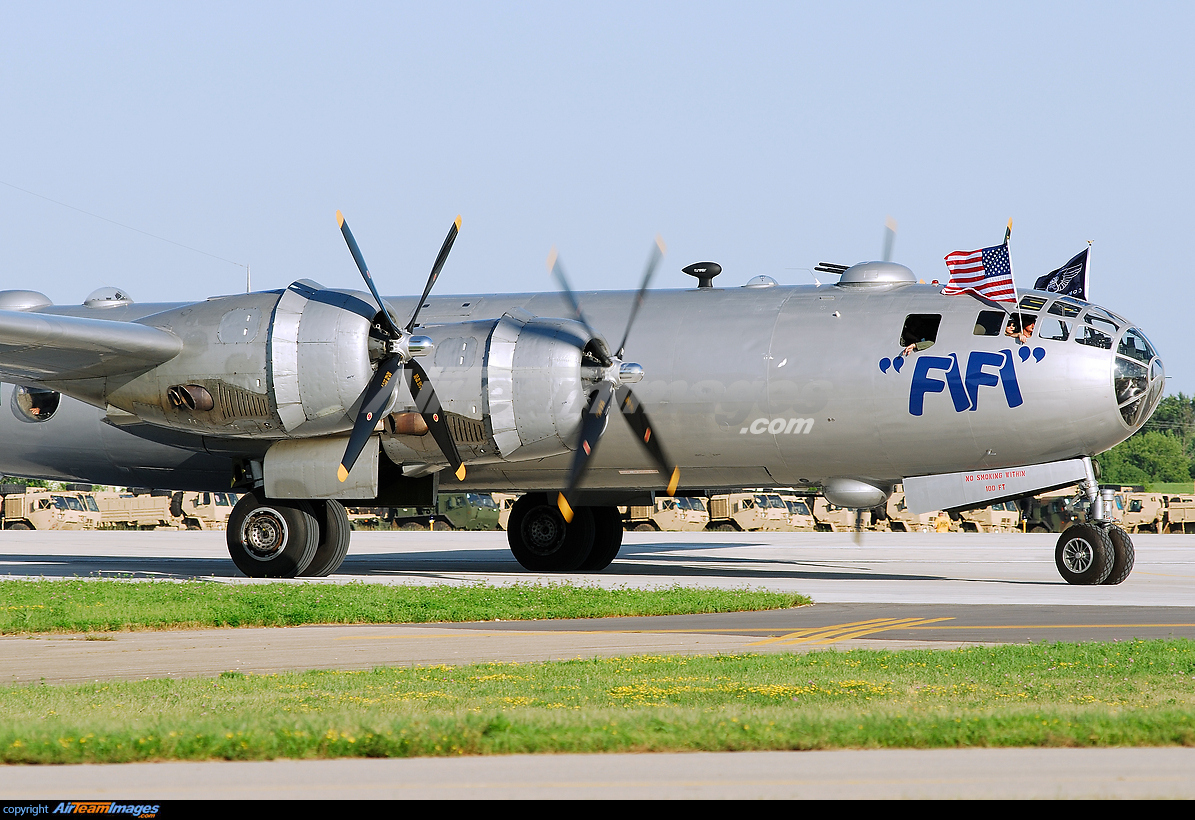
548;238;680;522
335;210;466;483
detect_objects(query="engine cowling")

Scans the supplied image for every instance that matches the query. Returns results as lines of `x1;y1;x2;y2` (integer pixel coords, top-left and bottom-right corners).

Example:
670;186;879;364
381;312;592;467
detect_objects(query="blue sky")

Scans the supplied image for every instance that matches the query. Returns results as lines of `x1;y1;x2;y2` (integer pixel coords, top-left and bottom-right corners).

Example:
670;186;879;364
2;2;1192;391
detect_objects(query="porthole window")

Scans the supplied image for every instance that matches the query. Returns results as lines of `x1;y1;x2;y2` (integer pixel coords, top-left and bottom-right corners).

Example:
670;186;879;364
12;386;60;422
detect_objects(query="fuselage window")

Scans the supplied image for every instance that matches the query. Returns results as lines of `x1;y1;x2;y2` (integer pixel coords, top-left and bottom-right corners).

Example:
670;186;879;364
974;311;1005;336
1038;317;1071;341
899;314;941;354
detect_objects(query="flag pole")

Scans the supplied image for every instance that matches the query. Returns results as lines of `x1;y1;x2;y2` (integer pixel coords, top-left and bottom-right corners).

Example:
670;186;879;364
1085;240;1092;302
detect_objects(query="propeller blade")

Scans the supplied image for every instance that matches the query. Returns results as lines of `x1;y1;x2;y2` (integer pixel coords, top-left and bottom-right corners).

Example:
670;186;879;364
615;236;665;359
547;248;603;346
882;216;897;263
616;385;679;496
404;357;466;481
556;380;616;522
405;216;462;333
337;210;403;337
339;353;403;482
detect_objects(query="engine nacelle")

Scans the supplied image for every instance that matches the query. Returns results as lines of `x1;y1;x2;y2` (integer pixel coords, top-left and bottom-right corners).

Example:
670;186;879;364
381;313;591;467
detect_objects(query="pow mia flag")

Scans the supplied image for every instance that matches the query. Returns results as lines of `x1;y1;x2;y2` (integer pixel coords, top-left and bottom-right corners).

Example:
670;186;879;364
1034;248;1089;301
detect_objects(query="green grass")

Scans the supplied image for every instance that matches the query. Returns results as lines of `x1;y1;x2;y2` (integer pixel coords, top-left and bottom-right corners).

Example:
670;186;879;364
0;580;808;634
3;641;1195;762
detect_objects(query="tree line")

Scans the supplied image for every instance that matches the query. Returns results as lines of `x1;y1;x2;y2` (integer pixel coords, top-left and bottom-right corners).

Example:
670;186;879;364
1095;393;1195;486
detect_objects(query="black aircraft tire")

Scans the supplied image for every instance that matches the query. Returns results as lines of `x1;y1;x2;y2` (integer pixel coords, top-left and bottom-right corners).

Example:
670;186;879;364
579;506;623;572
507;493;594;571
227;491;320;579
1102;525;1136;586
1054;523;1114;586
300;500;352;578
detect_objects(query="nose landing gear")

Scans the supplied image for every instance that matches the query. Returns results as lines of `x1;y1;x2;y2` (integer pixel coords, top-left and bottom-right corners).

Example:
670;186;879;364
1054;458;1135;586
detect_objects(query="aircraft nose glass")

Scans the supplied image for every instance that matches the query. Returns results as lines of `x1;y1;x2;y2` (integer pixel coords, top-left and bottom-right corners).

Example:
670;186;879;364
1113;328;1163;427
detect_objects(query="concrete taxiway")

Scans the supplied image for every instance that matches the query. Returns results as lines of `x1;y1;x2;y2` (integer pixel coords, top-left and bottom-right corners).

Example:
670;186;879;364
3;529;1194;799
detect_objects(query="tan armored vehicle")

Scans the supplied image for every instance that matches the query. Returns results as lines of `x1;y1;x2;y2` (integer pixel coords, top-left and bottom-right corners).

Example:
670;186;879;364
1166;496;1195;533
622;496;710;531
492;493;519;531
1117;492;1166;533
777;493;818;531
707;492;791;531
883;488;943;533
92;490;182;529
1;486;98;530
176;491;239;530
958;501;1021;533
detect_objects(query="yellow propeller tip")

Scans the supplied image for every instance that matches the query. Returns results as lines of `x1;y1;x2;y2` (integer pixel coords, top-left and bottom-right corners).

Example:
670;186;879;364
455;464;466;481
655;234;667;254
556;493;574;523
546;247;557;272
336;210;344;227
337;464;349;483
454;215;462;231
666;467;680;497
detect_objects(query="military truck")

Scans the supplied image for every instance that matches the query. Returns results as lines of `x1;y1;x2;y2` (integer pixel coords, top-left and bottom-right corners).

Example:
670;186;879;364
492;493;519;531
707;492;791;531
1165;496;1195;533
376;492;502;531
1019;489;1086;534
1;485;99;530
958;501;1021;533
809;496;891;532
622;496;710;531
91;489;183;529
175;491;239;530
777;493;818;531
1118;492;1167;533
883;488;944;533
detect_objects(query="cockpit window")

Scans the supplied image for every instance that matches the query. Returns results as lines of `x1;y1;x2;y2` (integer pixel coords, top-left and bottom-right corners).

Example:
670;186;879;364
1038;317;1071;341
1075;326;1113;349
899;314;941;353
1118;329;1155;364
1048;301;1082;319
978;312;1037;342
1018;295;1048;311
1084;311;1119;335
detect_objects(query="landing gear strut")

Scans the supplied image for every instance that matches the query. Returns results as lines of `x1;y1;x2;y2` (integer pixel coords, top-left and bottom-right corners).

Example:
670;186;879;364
227;491;352;578
1054;458;1135;586
507;492;622;572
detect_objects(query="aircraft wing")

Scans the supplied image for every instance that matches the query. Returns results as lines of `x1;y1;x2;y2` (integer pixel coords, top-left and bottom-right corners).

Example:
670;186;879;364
0;309;182;382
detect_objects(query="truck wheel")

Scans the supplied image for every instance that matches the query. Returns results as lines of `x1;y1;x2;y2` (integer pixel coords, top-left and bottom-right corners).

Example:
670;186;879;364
227;490;319;578
400;521;426;531
1101;525;1135;586
507;493;594;571
633;523;655;532
715;523;737;532
300;500;351;577
1054;524;1113;585
6;521;31;530
579;506;623;571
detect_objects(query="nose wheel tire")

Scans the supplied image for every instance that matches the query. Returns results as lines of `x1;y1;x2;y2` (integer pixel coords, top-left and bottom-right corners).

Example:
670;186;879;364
1054;523;1114;585
1101;525;1135;586
227;490;320;578
507;492;594;571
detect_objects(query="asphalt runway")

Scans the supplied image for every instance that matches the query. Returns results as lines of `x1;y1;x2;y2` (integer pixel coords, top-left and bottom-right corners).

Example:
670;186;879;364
3;529;1195;798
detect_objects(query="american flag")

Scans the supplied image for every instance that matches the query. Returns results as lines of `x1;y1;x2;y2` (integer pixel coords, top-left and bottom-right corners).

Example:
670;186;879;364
941;243;1017;303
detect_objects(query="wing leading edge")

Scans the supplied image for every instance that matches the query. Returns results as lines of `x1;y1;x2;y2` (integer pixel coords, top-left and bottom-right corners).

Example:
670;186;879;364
0;310;182;382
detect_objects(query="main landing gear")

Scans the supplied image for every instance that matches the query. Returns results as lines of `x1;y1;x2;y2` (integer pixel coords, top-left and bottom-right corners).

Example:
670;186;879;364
506;492;623;572
1054;460;1135;586
227;490;351;578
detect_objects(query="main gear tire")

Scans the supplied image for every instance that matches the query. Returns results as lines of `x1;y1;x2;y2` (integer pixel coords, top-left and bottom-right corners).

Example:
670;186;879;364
300;500;352;577
1101;525;1135;586
1054;523;1113;586
579;506;623;571
507;493;594;571
227;490;320;578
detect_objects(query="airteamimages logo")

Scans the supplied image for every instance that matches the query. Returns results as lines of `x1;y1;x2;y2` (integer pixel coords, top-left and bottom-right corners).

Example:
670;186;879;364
878;347;1046;417
739;418;815;435
48;805;159;818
